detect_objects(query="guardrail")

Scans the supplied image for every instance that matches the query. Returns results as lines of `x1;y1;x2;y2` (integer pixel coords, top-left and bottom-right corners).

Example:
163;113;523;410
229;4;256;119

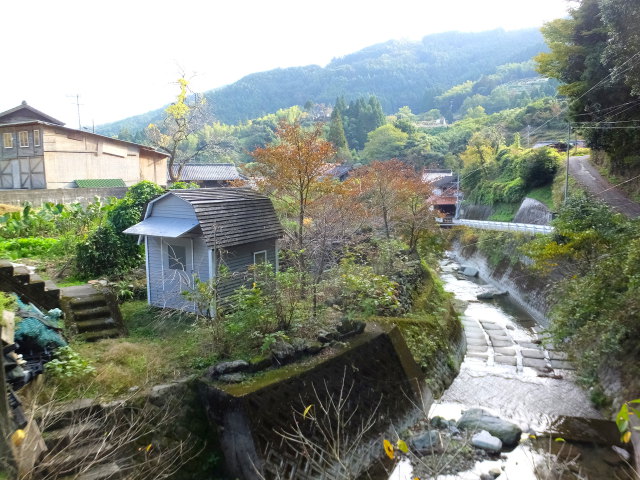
452;219;554;234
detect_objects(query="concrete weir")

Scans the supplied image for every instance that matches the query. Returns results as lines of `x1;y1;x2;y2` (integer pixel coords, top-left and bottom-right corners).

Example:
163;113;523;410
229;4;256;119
199;324;432;480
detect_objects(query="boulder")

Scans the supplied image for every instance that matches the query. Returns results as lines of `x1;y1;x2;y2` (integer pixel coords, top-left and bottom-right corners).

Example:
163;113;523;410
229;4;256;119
409;430;440;453
317;330;338;343
207;360;250;378
457;409;522;447
218;373;246;384
337;318;366;338
271;340;296;365
472;430;502;452
477;289;509;300
462;267;479;277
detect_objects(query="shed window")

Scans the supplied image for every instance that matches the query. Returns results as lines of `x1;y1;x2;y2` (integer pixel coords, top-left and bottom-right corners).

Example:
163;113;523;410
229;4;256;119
33;130;40;147
254;250;267;265
18;131;29;147
3;133;13;149
168;244;187;270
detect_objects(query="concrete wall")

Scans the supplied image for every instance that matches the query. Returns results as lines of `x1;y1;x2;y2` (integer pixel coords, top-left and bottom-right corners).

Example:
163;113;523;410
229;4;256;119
0;187;128;206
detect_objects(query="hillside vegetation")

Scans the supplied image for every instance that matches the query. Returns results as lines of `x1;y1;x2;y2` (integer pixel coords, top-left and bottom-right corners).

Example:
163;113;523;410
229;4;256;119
98;28;546;136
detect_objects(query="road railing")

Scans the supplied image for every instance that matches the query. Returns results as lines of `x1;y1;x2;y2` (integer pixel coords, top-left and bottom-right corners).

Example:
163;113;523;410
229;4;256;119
452;219;554;234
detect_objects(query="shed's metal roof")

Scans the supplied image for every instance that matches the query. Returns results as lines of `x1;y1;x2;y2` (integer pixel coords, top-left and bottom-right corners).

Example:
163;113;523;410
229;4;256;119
170;163;242;181
137;188;283;248
123;216;199;238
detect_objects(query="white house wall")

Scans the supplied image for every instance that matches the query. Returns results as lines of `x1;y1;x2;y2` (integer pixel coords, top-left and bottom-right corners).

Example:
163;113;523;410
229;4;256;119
150;194;198;219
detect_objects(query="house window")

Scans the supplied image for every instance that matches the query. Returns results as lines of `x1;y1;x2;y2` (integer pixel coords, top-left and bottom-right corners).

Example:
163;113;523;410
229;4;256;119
168;244;187;270
33;130;40;147
3;133;13;149
253;250;267;265
18;131;29;148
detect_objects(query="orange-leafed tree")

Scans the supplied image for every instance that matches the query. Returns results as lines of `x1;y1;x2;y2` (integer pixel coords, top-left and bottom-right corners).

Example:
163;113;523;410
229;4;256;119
251;120;336;253
353;160;434;250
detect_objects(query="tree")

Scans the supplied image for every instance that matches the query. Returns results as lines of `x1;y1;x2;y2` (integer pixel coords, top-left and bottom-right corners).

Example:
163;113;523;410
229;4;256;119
361;124;408;163
146;77;231;182
354;160;434;247
326;107;348;150
535;0;640;175
251;120;335;256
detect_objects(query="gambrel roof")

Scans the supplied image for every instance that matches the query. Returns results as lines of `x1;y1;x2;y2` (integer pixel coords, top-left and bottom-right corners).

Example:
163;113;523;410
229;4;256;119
125;188;283;249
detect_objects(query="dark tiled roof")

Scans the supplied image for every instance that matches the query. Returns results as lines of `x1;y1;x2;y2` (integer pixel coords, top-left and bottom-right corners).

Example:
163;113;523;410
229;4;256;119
169;188;283;248
169;163;242;181
0;102;65;126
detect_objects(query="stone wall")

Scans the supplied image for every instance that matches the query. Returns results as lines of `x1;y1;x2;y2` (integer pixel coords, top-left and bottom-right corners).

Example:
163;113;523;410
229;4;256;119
452;239;552;326
0;187;127;206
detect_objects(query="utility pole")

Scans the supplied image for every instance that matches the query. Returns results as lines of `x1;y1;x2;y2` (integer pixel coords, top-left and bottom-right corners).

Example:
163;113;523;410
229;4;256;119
564;124;571;204
67;94;82;129
527;124;531;148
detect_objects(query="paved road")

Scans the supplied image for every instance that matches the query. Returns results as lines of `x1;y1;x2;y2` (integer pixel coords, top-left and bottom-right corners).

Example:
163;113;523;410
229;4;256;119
569;155;640;218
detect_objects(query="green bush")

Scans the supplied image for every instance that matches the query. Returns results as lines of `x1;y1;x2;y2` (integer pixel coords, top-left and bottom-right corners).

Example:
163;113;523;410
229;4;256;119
75;181;165;278
45;346;96;379
0;237;60;259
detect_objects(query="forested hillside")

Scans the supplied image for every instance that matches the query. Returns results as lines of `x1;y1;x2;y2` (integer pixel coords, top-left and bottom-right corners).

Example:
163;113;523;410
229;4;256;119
98;28;546;136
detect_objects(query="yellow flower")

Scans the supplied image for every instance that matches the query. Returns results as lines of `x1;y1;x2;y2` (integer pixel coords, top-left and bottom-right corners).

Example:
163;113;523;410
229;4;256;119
383;439;394;459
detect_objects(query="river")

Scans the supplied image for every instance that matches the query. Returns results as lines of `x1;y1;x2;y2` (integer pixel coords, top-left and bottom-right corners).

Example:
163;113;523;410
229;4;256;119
386;254;633;479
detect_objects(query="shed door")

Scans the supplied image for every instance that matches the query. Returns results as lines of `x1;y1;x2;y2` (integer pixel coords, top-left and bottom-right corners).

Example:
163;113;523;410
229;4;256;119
0;160;14;189
20;157;45;189
161;238;196;311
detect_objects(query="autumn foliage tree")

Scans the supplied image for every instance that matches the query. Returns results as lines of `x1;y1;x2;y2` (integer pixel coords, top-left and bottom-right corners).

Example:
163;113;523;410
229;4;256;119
251;120;336;255
146;77;231;182
353;160;435;250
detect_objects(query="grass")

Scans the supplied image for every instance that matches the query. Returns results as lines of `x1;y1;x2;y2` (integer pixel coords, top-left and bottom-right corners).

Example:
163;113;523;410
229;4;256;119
48;301;222;399
526;185;555;210
488;203;519;221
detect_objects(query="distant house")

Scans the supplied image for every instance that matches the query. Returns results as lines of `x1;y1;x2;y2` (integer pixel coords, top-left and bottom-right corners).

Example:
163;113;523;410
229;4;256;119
423;169;460;222
323;164;353;182
123;188;283;311
0;101;167;189
170;163;243;187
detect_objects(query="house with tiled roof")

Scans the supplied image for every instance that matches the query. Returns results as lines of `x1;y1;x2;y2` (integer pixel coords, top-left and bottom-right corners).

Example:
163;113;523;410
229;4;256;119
0;102;167;189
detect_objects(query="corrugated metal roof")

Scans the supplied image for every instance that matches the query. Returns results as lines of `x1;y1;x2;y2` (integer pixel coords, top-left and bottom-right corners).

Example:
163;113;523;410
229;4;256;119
170;163;241;181
123;216;199;237
75;178;126;188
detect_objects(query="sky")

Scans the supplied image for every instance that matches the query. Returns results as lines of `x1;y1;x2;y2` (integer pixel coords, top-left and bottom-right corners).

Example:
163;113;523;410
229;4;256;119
2;0;570;127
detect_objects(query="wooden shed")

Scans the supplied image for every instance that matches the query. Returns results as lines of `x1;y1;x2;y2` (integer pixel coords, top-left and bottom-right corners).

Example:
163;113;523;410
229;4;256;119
123;188;283;312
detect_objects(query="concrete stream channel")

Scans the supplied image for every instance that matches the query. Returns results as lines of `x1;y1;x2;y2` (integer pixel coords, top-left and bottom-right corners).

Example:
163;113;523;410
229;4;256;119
379;254;634;480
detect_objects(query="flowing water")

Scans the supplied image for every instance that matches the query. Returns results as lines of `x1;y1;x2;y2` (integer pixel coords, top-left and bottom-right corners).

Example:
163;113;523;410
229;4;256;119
381;255;634;480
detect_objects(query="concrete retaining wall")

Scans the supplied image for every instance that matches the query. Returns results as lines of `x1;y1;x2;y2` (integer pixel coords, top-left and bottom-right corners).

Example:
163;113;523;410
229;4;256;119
199;324;431;480
0;187;128;206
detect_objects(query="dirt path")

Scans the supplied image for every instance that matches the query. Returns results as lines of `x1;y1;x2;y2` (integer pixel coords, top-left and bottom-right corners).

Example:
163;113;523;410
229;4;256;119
569;155;640;218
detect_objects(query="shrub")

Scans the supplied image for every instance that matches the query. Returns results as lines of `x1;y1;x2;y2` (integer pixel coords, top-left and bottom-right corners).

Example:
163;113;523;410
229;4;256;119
0;237;60;259
45;346;96;379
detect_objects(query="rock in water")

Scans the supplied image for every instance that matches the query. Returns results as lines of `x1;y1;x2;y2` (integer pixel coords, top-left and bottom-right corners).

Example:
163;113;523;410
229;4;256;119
462;266;479;277
472;430;502;452
409;430;440;453
457;409;522;447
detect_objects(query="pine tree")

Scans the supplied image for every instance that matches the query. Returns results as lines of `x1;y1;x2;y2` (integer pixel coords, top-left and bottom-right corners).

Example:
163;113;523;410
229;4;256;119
327;108;348;149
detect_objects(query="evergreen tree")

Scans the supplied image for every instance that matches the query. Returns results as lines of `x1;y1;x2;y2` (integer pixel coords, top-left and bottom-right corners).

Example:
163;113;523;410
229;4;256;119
327;108;348;150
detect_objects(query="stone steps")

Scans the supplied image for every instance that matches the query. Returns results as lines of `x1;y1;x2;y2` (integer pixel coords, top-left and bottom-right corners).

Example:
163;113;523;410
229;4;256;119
59;286;126;341
0;259;62;310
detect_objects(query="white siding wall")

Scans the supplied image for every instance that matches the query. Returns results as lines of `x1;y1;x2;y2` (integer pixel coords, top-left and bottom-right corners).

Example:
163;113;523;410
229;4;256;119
150;195;197;219
218;239;277;298
147;234;211;312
